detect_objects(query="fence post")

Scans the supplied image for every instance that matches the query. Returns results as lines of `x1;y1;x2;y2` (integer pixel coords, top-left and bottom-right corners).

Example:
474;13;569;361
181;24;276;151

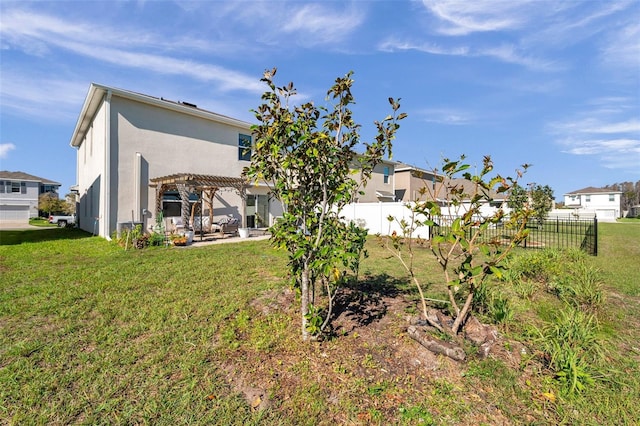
594;215;598;256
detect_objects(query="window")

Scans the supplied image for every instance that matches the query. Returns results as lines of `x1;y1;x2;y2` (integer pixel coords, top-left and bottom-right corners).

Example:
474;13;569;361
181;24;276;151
0;181;4;193
21;182;26;194
609;194;615;202
383;166;390;184
11;181;20;193
585;195;590;202
238;134;252;161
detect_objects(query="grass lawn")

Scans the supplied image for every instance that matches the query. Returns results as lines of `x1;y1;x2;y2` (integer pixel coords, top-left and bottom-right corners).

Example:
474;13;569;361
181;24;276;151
1;224;638;424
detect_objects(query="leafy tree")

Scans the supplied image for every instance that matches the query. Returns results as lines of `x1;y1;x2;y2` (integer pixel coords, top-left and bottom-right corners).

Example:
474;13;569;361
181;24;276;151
530;184;554;223
384;156;532;339
508;183;554;224
244;68;406;341
38;193;66;217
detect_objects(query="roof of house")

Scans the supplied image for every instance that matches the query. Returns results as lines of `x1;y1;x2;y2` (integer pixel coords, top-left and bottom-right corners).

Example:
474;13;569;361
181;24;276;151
0;171;61;185
69;83;254;148
564;186;622;195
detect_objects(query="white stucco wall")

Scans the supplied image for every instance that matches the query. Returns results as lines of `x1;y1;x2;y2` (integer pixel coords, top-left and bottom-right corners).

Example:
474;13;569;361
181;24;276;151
563;192;621;220
110;96;254;234
76;99;108;235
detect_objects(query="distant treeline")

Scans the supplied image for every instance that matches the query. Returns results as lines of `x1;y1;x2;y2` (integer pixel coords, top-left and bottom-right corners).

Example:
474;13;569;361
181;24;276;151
604;180;640;210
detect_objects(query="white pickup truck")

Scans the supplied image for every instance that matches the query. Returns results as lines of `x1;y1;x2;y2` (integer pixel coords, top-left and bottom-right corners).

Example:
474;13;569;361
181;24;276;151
48;214;76;228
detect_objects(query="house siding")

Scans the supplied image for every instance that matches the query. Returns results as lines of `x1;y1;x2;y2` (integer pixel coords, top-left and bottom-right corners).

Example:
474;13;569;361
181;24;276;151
563;189;621;221
0;173;61;224
111;96;252;233
76;99;108;234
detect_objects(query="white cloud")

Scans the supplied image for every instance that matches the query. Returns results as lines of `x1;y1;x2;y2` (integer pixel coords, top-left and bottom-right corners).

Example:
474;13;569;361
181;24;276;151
419;108;474;125
0;70;87;119
0;143;17;159
550;99;640;172
420;0;534;35
378;38;562;71
281;4;364;46
0;8;265;95
562;138;640;155
551;118;640;135
600;20;640;71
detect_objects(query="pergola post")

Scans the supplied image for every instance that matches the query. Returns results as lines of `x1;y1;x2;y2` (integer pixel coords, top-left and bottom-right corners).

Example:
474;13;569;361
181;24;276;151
176;183;191;230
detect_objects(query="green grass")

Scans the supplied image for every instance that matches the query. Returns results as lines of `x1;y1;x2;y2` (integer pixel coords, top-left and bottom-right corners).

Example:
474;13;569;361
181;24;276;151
1;224;638;424
28;217;57;228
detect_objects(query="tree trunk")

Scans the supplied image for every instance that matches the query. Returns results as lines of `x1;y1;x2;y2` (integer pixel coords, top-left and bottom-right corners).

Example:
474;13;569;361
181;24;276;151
451;291;474;335
300;263;310;341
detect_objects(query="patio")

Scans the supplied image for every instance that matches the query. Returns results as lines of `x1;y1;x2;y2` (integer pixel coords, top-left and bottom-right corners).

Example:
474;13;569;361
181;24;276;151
149;173;249;241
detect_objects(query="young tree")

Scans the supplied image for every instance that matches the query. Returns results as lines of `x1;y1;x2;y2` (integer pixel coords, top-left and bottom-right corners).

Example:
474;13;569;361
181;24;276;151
383;156;532;347
244;68;406;341
508;183;554;224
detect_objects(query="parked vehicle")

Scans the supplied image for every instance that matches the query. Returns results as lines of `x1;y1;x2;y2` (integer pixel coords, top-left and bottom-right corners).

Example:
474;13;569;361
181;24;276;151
48;214;76;228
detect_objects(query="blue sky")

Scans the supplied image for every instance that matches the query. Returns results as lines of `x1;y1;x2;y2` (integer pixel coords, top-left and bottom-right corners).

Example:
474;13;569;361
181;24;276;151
1;0;639;201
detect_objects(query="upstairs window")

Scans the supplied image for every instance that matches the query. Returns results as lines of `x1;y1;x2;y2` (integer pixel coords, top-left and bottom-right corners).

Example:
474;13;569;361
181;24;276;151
238;134;252;161
11;181;20;193
609;194;615;202
383;166;390;184
585;195;591;202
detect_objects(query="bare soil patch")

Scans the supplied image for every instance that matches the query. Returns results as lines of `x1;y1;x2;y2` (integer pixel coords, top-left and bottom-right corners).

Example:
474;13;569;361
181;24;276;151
223;275;537;424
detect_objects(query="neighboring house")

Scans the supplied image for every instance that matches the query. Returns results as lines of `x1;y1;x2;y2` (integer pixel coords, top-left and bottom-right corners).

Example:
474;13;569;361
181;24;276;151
0;171;61;224
394;163;440;202
563;187;622;221
394;163;508;216
351;159;399;202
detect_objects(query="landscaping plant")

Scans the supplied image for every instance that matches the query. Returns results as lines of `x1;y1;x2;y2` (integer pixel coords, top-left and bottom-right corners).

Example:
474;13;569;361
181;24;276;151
383;155;533;348
244;68;406;340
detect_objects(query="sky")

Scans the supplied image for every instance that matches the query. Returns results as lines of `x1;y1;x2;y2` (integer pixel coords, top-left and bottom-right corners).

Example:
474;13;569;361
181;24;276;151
1;0;639;201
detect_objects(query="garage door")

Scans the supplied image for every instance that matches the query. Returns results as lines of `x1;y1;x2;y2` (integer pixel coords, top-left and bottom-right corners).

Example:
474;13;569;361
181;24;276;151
595;209;616;222
0;205;30;224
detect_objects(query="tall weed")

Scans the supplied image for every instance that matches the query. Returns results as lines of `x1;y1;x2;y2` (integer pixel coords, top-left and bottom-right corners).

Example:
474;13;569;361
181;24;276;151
540;308;602;396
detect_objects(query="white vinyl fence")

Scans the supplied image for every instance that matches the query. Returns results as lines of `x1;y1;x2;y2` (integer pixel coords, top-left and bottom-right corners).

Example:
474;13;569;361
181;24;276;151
337;202;431;238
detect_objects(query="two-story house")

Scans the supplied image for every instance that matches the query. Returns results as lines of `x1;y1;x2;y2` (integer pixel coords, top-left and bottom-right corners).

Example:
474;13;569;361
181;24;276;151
563;187;622;221
0;171;61;224
69;84;399;239
394;163;508;216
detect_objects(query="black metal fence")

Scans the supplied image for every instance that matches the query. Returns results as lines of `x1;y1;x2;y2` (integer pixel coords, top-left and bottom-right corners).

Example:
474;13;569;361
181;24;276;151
429;215;598;256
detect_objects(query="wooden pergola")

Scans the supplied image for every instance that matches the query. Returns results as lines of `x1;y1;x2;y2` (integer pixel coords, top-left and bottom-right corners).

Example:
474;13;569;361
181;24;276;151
149;173;248;237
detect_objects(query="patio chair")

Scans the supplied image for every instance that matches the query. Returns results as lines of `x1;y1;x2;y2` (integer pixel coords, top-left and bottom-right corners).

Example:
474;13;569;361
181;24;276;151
215;215;239;236
171;217;185;233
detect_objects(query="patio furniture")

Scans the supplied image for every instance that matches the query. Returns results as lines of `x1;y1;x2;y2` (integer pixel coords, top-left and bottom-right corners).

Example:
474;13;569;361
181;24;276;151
171;217;186;233
214;216;239;236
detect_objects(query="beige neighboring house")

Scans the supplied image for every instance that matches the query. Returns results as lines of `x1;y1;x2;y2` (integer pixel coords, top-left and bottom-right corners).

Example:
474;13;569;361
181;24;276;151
69;83;399;239
351;159;400;202
394;163;507;215
0;171;61;224
394;163;440;202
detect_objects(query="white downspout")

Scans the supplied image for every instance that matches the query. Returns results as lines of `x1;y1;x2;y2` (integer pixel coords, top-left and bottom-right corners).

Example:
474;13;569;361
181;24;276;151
103;90;112;240
134;152;141;221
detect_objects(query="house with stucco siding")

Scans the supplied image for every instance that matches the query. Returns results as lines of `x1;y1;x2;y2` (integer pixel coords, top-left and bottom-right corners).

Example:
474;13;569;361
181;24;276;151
69;83;398;239
0;171;61;224
563;186;622;221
